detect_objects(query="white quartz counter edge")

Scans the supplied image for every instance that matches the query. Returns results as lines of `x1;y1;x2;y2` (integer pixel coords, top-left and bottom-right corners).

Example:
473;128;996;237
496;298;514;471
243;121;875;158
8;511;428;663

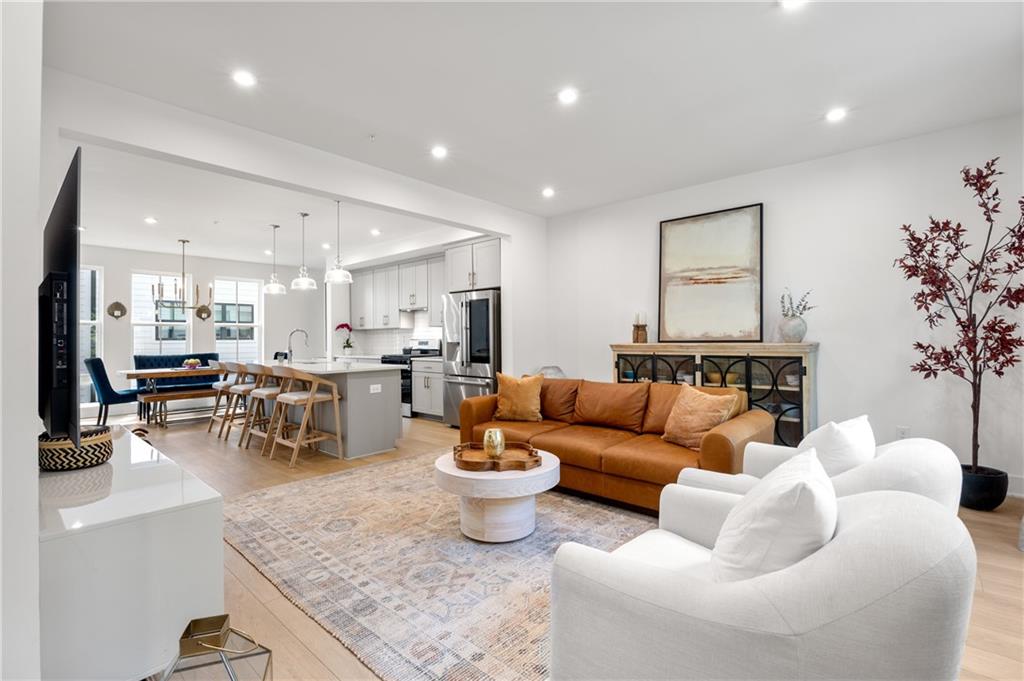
411;357;443;362
286;361;402;375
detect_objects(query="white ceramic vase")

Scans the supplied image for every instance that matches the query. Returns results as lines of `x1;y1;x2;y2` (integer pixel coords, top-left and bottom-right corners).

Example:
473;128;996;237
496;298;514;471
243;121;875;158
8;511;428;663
342;347;353;357
779;316;807;343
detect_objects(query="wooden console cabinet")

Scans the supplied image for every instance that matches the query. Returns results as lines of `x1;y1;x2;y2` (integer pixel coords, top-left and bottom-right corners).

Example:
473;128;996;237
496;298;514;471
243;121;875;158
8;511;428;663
611;342;818;446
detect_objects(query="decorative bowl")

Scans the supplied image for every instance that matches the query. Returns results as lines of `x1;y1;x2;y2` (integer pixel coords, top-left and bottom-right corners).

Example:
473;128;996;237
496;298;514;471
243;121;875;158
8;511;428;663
182;358;202;369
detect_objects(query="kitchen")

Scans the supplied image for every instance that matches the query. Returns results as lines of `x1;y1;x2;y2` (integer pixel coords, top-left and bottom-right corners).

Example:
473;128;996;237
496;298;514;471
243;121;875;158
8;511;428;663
325;237;502;430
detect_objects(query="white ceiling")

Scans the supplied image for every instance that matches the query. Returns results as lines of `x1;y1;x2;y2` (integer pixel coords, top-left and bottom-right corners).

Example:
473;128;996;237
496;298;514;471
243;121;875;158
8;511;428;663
77;143;479;266
44;2;1022;217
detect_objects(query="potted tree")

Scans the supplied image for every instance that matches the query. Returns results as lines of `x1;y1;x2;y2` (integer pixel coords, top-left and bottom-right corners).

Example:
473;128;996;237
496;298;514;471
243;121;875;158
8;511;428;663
895;158;1024;510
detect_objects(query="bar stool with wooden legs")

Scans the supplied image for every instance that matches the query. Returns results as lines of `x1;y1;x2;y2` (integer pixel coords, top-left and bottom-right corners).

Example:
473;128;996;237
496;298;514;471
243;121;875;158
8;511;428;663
221;363;256;441
268;367;344;468
237;363;281;450
206;360;236;435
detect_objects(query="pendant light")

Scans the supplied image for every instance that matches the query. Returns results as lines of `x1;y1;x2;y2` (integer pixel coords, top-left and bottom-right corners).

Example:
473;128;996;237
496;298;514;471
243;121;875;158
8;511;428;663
263;224;287;295
290;211;317;291
325;200;353;285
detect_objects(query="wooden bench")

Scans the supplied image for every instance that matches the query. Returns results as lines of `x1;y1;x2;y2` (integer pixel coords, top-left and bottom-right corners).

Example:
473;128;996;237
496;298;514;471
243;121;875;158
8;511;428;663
139;388;219;428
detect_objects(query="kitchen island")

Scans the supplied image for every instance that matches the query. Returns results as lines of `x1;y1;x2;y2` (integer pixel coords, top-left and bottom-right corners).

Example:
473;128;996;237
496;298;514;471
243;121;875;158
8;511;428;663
277;360;402;459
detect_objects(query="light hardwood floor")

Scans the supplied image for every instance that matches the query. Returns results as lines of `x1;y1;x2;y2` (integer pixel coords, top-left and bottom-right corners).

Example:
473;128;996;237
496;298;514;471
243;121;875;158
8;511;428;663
129;415;1024;681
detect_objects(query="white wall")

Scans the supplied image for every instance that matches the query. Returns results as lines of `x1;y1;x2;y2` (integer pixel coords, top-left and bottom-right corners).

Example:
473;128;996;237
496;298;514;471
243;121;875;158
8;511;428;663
82;244;326;397
0;1;43;676
547;116;1024;493
42;69;550;376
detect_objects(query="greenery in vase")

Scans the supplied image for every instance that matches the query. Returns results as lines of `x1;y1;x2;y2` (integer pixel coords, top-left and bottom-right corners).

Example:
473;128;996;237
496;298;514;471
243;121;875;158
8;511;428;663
780;289;814;318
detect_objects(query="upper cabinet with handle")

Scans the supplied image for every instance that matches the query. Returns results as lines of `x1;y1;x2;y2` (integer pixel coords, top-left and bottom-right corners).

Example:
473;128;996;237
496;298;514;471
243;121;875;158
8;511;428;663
427;257;444;327
399;261;429;311
445;238;501;293
373;266;403;328
351;270;374;330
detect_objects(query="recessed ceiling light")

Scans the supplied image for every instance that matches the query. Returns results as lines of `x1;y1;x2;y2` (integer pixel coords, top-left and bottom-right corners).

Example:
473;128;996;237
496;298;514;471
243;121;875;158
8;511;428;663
430;145;448;160
825;107;848;123
231;69;257;88
557;87;579;106
143;216;158;225
264;249;273;256
779;0;808;10
542;187;555;198
370;228;381;237
322;242;331;250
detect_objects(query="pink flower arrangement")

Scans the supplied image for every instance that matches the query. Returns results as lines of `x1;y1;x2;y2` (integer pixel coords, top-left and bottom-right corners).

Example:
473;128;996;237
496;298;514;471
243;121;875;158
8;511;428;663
335;322;354;349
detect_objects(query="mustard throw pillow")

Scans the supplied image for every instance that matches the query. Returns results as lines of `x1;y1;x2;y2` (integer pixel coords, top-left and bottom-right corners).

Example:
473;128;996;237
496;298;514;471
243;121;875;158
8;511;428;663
662;384;738;449
494;373;544;422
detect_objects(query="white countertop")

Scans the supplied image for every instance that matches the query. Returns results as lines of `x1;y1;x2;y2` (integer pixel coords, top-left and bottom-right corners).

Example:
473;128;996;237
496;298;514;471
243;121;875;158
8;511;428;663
285;360;402;375
337;354;383;361
39;427;221;541
412;357;443;362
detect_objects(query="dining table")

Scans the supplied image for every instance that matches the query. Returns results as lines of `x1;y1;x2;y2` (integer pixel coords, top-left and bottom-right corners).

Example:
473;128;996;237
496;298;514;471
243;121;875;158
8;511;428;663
118;367;225;393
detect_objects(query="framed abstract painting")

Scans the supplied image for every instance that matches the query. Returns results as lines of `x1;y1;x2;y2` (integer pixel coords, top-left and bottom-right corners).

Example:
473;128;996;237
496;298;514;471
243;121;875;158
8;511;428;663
658;203;763;342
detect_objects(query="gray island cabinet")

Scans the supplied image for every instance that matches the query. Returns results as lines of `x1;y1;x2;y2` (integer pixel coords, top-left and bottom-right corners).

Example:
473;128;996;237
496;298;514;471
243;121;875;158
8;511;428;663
275;360;402;459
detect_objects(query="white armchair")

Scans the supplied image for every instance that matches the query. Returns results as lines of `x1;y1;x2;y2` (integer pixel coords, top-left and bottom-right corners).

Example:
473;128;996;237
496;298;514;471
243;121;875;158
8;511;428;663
678;437;963;513
550;485;976;680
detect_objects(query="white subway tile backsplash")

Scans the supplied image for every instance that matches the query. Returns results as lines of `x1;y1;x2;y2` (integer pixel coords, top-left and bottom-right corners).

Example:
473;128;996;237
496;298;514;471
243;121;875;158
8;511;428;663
350;312;440;355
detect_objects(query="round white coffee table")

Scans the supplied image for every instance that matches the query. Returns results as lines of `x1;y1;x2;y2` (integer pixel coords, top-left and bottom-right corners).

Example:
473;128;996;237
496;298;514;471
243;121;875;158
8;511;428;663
434;451;560;543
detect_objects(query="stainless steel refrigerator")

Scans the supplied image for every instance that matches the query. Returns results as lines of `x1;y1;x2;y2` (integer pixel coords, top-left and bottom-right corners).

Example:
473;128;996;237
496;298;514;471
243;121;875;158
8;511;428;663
442;289;500;427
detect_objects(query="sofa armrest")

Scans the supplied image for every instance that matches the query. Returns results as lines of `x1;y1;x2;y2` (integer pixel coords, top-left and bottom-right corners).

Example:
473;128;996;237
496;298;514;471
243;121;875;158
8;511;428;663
677;468;760;495
698;409;775;473
742;441;800;477
551;542;789;680
459;394;498;444
659;484;742;549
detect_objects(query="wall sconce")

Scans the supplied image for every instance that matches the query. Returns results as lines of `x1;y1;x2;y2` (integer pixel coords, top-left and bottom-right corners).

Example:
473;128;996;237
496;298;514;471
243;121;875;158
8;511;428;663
106;302;127;320
195;305;212;322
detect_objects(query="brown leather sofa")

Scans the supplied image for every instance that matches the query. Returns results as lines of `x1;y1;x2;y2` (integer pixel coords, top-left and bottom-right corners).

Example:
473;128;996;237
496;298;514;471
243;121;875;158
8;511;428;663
460;378;775;511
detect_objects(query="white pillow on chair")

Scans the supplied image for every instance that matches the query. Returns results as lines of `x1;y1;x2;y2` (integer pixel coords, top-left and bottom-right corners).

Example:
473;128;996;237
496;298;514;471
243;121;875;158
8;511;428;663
711;450;837;582
798;415;875;476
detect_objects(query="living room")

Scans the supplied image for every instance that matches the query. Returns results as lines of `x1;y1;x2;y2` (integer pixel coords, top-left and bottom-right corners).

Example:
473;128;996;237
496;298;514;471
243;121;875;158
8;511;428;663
2;2;1022;680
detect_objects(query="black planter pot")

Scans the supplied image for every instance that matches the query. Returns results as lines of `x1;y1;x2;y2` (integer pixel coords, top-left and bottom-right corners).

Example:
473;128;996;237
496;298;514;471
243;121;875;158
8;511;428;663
960;465;1008;511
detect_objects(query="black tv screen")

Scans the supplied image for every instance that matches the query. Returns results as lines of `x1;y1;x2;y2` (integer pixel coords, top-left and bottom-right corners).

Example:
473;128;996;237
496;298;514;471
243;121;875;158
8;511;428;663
39;147;81;445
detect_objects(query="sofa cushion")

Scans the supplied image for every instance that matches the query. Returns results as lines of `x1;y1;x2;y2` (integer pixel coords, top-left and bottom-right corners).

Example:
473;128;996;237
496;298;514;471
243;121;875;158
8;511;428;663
471;419;569;443
540;378;581;423
662;384;739;449
572;381;649;433
531;425;637;471
613;528;711;575
798;415;875;476
493;373;543;422
601;434;700;485
643;383;746;435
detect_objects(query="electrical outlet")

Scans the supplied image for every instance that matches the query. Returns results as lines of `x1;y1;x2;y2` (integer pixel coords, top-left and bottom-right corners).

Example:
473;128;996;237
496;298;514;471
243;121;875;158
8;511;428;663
896;425;910;439
370;384;382;394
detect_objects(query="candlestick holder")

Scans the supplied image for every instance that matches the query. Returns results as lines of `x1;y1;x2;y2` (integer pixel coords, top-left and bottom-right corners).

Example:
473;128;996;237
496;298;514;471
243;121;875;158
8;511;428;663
632;324;648;344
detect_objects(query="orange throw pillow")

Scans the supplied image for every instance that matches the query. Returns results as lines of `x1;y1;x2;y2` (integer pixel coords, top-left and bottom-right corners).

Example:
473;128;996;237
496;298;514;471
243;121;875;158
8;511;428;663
662;384;738;449
494;373;543;422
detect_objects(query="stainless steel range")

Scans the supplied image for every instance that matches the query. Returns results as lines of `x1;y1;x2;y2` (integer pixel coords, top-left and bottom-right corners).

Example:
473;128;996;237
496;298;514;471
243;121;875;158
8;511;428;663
381;337;441;417
442;289;500;427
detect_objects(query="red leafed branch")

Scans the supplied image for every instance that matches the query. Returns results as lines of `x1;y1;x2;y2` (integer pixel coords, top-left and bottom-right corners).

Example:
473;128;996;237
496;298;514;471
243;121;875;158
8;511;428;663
894;158;1024;469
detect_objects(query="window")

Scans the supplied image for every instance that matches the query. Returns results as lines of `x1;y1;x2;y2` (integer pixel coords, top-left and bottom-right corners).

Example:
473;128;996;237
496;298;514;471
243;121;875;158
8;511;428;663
131;272;190;355
214;279;261;362
79;266;103;403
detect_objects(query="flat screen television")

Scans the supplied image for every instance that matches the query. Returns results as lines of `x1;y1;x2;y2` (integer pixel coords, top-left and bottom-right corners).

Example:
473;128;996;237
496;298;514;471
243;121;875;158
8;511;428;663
39;147;82;445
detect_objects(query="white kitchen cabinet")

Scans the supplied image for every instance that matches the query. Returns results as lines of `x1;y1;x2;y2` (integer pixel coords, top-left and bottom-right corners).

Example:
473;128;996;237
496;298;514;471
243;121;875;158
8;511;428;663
471;239;501;289
399;261;429;311
373;266;403;328
445;239;501;292
351;270;374;330
428;257;445;327
412;360;443;416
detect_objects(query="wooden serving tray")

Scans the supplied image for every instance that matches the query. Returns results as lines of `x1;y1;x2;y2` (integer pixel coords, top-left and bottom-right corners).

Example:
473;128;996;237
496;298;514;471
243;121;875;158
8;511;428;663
453;442;541;472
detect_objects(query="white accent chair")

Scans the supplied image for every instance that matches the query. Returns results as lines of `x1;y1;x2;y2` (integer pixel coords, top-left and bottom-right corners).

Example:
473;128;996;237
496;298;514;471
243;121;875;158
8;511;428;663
550;485;976;681
678;437;963;513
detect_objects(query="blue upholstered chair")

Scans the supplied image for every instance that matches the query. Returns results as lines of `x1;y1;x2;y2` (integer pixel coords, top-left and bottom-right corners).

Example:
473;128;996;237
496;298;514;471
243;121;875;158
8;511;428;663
84;357;144;425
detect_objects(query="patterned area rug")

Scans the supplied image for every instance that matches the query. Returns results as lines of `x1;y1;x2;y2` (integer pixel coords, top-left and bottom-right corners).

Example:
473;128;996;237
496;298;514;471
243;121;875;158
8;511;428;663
224;450;656;681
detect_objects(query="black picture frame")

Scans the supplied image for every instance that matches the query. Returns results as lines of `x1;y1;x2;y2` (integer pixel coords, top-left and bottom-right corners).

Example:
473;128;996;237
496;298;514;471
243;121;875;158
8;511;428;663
657;202;764;343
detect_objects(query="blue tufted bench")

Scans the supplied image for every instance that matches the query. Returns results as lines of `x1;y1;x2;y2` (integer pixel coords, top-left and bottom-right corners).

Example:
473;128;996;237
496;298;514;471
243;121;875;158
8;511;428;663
133;353;220;391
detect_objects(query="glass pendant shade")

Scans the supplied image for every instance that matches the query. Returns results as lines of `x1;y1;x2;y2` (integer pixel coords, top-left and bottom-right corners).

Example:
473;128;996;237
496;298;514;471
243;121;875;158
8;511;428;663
325;258;353;284
263;272;287;296
291;212;317;291
325;199;353;284
291;265;318;290
263;224;287;296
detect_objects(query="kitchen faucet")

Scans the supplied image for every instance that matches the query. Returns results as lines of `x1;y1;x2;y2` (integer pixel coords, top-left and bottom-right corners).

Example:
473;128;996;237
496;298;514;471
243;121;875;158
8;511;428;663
287;328;309;363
